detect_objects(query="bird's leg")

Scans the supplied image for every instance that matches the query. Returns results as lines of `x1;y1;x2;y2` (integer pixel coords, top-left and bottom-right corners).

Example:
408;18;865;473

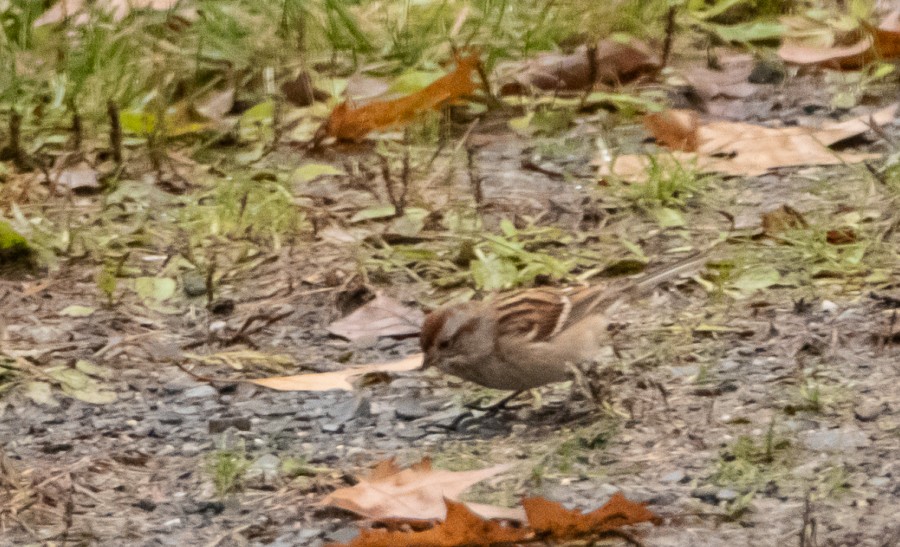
464;390;526;412
427;391;526;433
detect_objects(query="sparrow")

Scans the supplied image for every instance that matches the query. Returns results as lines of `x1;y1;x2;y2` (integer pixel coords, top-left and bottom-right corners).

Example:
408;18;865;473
420;252;709;391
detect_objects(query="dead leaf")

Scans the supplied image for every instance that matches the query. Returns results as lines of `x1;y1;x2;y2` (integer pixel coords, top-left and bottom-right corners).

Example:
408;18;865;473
322;457;522;522
281;72;329;107
524;492;661;539
778;11;900;69
682;53;758;100
330;499;531;547
643;109;699;151
35;0;184;27
344;74;393;103
324;55;478;142
57;162;100;192
498;38;659;95
193;88;235;122
248;353;422;392
761;205;809;236
826;228;858;244
599;103;897;181
327;292;424;341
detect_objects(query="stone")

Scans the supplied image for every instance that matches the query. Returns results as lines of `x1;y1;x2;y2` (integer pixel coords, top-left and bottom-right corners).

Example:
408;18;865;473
660;470;686;483
321;422;344;434
246;453;281;481
748;59;785;84
157;412;184;425
182;272;208;297
691;485;719;504
669;366;699;379
394;398;429;421
801;428;870;453
854;401;883;422
208;416;251;434
327;526;359;544
717;488;739;502
328;396;371;424
184;385;217;399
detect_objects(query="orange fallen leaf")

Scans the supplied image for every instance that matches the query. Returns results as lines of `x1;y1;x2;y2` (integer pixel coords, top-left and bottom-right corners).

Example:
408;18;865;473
524;492;661;539
324;55;479;142
329;499;532;547
248;353;422;392
643;109;699;152
599;103;897;181
321;457;523;522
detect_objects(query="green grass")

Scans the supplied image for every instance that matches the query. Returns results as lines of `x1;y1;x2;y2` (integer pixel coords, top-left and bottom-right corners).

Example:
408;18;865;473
207;448;250;497
713;423;793;491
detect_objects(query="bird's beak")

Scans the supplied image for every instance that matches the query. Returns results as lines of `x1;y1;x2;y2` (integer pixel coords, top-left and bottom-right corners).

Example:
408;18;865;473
421;352;433;370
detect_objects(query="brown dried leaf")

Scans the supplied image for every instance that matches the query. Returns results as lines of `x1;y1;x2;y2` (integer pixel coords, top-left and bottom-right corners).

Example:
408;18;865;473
327;292;424;341
321;457;522;522
778;11;900;69
643;109;699;152
826;228;858;244
599;103;897;181
330;499;532;547
248;353;422;392
761;205;809;236
682;53;758;100
499;38;659;95
523;492;661;539
324;55;478;142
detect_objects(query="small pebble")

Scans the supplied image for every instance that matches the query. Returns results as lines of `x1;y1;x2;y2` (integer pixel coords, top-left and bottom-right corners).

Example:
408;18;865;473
717;488;739;502
854;401;883;422
661;470;686;483
184;385;217;399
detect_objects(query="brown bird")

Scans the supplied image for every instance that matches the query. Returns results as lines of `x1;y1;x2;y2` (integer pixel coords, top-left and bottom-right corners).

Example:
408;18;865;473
420;252;710;391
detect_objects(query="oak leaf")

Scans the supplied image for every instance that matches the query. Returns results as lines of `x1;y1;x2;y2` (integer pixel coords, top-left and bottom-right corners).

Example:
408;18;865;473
321;457;523;522
523;492;661;540
327;292;424;342
599;103;897;181
248;353;422;392
778;11;900;69
498;38;659;95
329;499;531;547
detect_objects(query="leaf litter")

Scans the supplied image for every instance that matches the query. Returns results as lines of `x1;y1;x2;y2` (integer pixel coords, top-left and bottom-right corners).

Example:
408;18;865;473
778;9;900;69
248;353;422;392
323;459;660;547
599;103;898;180
327;292;425;342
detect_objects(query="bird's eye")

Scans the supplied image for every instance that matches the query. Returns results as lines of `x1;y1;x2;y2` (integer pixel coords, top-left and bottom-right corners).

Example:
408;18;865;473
438;339;450;350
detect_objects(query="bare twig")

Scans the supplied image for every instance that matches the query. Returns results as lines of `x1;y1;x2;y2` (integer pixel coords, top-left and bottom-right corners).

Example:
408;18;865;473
799;491;817;547
378;153;409;217
466;144;484;206
107;100;123;166
8;111;28;170
660;5;678;72
70;101;82;151
224;307;294;346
